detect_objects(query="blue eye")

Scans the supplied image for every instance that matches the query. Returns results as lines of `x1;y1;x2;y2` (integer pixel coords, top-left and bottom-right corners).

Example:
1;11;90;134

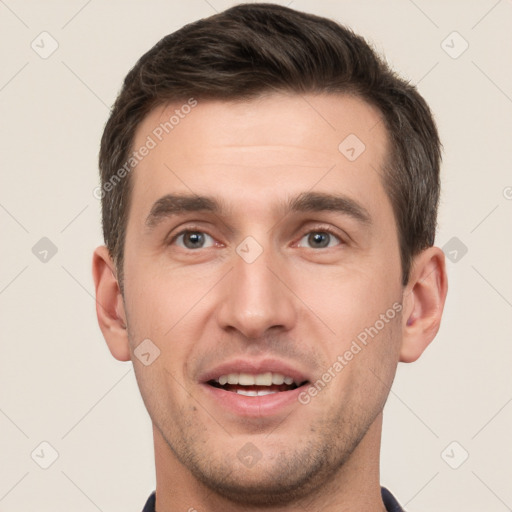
170;229;342;251
297;231;341;249
174;231;215;249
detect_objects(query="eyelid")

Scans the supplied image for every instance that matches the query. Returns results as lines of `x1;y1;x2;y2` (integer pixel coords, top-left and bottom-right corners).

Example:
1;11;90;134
166;223;347;249
292;224;347;247
167;224;219;247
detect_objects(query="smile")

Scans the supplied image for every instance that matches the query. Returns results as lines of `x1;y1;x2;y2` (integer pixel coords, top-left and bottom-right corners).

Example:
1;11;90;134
208;371;307;396
199;359;312;416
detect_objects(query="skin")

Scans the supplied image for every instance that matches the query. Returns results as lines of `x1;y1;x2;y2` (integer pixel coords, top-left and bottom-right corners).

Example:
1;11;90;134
93;92;447;511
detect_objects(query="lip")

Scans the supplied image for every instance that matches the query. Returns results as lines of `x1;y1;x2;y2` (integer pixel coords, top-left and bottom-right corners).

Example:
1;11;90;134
198;358;311;418
198;358;310;384
201;382;308;417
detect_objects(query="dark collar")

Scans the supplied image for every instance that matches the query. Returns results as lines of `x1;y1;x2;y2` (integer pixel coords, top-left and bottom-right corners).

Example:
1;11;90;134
142;487;404;511
381;487;405;511
142;490;155;512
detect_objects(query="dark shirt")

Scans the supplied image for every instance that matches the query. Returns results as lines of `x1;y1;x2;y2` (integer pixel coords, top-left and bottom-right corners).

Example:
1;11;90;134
142;487;404;511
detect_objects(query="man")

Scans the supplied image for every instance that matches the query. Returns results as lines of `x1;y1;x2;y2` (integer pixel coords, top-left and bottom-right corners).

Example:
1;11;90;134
92;3;447;511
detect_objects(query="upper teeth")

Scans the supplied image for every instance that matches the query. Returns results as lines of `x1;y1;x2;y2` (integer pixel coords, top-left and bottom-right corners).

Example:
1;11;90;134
217;372;295;386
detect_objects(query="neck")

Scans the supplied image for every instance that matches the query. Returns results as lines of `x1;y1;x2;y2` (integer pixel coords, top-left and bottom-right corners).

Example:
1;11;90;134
153;413;387;512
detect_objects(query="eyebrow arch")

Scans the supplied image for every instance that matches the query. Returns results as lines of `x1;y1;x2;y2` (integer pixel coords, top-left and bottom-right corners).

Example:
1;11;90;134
288;191;372;225
145;194;222;229
144;190;372;231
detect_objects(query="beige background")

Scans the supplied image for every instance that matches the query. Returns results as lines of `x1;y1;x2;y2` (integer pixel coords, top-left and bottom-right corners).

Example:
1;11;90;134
1;1;511;510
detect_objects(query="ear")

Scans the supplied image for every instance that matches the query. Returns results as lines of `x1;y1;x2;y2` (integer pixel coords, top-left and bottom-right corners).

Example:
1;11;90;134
400;246;448;363
92;246;131;362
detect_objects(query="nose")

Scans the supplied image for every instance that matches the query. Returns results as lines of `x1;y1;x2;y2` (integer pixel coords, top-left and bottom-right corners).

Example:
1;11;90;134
216;242;297;340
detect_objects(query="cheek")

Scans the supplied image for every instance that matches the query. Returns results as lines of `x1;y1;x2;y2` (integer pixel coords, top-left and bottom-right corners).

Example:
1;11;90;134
123;247;209;337
131;359;189;436
295;263;401;346
123;258;216;392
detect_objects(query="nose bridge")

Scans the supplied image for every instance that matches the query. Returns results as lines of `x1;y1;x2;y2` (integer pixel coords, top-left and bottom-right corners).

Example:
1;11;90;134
217;237;296;338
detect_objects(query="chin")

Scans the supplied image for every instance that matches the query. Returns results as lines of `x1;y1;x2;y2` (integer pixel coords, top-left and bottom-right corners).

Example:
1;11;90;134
186;442;342;507
194;468;315;506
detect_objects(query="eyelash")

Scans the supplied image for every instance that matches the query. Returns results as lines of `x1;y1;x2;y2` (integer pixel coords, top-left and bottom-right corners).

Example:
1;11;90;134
295;226;344;249
168;225;344;250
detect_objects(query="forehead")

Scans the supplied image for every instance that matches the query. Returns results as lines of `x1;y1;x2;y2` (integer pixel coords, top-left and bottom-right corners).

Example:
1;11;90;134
129;93;390;220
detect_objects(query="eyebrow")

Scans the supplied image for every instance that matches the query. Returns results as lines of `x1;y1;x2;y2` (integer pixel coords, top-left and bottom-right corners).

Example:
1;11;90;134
145;194;221;229
144;191;371;230
287;191;371;225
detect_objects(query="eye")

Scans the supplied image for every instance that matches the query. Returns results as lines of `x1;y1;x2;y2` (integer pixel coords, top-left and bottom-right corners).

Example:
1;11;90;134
297;230;342;249
173;230;216;250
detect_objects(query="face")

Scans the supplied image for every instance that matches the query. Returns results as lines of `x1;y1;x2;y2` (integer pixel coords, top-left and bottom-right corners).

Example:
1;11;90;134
122;93;404;503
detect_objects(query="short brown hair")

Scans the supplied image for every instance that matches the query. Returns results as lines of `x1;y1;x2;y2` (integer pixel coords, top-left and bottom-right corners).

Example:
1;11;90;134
99;2;441;289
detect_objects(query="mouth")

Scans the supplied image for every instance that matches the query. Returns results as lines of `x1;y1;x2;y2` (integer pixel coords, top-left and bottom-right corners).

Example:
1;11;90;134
207;371;309;397
200;361;311;417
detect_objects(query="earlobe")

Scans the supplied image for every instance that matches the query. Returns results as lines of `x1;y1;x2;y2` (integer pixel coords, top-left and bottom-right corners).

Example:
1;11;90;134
400;247;448;363
92;246;131;362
